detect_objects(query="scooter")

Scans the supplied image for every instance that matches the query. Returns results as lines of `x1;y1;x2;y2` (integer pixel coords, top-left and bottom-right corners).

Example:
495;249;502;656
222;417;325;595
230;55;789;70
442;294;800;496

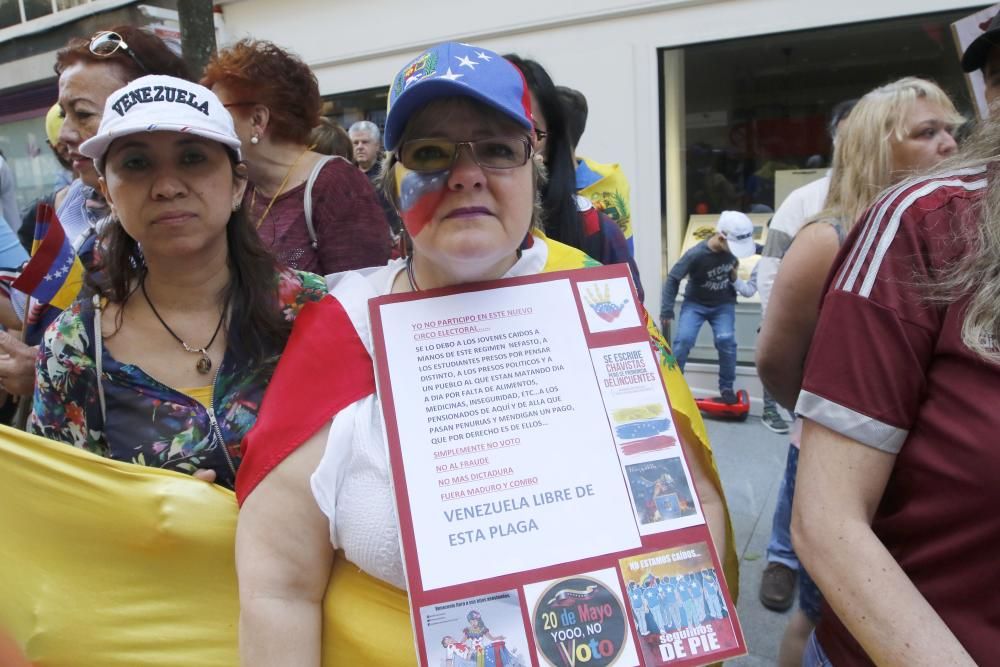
694;389;750;421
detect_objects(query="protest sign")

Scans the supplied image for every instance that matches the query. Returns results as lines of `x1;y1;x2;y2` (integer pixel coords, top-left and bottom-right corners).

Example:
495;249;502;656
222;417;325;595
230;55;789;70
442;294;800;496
369;264;745;666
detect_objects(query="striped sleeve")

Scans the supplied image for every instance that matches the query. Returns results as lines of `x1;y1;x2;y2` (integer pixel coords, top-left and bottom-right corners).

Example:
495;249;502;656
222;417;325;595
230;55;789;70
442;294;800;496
796;169;988;452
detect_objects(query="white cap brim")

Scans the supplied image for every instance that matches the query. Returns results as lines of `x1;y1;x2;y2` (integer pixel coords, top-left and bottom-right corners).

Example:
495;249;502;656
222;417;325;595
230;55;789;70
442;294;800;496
727;236;756;259
80;123;242;171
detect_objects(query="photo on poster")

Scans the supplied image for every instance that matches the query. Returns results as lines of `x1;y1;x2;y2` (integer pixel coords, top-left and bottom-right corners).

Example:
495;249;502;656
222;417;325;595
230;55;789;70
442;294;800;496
523;567;640;667
620;543;740;665
577;277;641;333
419;589;530;666
624;458;698;527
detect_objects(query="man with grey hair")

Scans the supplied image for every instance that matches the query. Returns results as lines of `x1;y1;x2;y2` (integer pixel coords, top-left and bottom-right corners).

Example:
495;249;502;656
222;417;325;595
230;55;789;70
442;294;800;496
349;120;382;175
348;120;400;235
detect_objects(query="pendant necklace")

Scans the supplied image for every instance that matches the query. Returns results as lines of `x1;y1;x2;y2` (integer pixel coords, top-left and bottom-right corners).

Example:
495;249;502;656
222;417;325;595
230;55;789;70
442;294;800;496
141;276;227;375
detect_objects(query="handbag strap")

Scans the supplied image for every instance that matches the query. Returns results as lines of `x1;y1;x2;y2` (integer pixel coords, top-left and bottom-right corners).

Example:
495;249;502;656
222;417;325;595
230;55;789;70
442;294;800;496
303;155;343;250
92;294;107;424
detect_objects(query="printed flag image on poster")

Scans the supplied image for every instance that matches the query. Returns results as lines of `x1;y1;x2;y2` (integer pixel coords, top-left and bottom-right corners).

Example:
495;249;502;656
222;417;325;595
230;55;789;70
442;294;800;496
620;543;739;666
368;263;745;666
577;277;641;333
419;590;529;667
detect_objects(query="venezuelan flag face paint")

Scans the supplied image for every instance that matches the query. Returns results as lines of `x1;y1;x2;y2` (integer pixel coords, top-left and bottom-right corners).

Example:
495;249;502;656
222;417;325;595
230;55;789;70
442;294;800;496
393;161;450;238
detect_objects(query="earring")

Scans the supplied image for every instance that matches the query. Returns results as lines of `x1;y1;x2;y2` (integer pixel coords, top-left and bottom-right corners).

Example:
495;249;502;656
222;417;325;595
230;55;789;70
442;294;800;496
232;200;241;212
250;135;260;145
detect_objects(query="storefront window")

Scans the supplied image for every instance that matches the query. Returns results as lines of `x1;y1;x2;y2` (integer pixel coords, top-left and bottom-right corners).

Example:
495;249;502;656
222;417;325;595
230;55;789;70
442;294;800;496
23;0;53;21
0;0;22;29
682;9;973;217
322;86;389;144
0;112;65;222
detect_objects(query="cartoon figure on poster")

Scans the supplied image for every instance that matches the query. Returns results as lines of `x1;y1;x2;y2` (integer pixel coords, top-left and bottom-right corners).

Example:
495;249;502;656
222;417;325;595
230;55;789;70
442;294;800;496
620;543;741;665
643;574;668;636
628;580;650;636
441;635;476;667
462;610;523;667
701;569;725;620
422;591;529;667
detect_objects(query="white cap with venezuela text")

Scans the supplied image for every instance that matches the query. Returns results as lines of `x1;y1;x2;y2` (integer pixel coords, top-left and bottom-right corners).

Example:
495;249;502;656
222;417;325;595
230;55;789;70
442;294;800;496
715;210;756;259
80;74;242;171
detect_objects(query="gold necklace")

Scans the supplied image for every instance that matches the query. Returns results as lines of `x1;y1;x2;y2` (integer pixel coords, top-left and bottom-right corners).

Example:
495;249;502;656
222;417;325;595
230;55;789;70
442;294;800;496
141;275;227;375
254;144;315;229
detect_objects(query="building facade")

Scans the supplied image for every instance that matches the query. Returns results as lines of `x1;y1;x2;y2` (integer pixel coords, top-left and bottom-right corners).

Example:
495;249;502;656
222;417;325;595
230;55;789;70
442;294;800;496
218;0;982;401
0;0;985;401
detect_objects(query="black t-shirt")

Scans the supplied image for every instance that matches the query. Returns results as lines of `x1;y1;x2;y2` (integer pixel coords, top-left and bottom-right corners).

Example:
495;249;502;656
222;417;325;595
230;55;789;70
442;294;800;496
660;240;736;318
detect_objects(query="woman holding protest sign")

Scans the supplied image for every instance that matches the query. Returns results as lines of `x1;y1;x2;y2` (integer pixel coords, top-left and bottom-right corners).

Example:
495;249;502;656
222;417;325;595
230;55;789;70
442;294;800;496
233;42;737;665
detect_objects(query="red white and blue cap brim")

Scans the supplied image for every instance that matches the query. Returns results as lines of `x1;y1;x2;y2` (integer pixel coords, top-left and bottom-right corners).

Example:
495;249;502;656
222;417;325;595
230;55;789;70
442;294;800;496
384;42;533;151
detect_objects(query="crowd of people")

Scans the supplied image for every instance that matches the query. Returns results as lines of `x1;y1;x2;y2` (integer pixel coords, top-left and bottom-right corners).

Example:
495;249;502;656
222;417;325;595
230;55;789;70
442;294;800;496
0;10;997;667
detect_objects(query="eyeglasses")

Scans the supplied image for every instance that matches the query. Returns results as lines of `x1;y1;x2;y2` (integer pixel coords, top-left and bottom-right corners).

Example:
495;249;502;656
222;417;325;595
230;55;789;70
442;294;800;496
89;31;148;75
398;136;532;173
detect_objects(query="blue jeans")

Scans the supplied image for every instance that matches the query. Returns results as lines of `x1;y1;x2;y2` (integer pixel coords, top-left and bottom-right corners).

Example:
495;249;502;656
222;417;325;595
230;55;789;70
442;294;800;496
768;444;823;622
767;445;800;570
672;300;736;393
802;631;832;667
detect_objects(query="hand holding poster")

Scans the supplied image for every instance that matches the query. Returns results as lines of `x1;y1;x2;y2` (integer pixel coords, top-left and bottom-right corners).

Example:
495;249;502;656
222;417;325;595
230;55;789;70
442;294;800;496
369;264;745;666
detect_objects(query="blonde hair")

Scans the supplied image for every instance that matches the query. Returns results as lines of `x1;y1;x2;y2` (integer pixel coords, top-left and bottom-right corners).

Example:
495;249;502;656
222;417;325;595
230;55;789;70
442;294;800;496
923;115;1000;362
822;77;963;229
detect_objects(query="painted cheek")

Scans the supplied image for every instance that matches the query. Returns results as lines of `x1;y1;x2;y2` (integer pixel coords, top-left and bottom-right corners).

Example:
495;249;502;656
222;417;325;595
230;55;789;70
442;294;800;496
394;162;449;237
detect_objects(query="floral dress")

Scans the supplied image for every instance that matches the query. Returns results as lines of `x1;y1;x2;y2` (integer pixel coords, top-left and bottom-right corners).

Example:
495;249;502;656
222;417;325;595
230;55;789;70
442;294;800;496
28;269;327;490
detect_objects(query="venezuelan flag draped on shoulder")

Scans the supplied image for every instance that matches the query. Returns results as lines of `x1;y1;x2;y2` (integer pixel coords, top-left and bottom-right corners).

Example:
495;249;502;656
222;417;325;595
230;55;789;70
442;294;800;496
0;232;734;666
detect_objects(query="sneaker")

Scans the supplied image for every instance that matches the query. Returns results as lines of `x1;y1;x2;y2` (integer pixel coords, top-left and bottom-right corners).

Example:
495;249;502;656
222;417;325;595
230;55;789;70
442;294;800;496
720;389;738;405
761;407;790;434
759;562;796;612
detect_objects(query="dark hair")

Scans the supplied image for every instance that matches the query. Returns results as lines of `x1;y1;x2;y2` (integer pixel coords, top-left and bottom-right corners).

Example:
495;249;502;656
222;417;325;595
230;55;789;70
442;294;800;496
202;39;321;146
311;117;353;160
504;54;582;250
557;86;588;149
90;161;293;365
829;98;858;139
54;25;191;80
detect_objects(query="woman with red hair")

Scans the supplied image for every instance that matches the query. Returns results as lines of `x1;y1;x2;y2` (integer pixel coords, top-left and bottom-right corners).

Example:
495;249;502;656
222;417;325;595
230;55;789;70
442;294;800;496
202;40;390;274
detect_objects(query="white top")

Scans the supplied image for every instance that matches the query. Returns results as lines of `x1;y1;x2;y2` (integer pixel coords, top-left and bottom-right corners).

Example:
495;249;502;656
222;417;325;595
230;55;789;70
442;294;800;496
768;174;830;239
757;174;830;314
309;242;548;588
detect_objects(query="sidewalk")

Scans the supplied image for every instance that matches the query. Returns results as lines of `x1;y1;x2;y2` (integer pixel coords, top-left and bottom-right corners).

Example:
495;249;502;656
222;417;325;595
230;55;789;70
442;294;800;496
703;415;793;666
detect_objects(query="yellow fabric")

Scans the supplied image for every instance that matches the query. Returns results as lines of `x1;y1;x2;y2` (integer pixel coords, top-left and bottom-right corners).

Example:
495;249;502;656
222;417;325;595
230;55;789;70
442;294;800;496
578;156;633;242
178;385;213;409
0;427;417;667
321;553;414;665
44;103;62;147
0;427;241;666
0;236;735;666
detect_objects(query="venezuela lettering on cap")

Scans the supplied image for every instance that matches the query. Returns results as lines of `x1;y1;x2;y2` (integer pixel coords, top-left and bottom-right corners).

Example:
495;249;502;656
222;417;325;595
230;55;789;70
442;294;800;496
111;85;210;117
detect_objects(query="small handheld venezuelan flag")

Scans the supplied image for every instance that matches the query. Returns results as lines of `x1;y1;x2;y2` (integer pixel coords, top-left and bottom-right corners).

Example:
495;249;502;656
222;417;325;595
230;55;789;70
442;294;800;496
12;202;85;311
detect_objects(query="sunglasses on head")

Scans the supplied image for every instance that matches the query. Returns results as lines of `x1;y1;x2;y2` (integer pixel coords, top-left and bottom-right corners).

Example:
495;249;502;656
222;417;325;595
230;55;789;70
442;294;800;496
89;31;149;75
398;136;532;173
